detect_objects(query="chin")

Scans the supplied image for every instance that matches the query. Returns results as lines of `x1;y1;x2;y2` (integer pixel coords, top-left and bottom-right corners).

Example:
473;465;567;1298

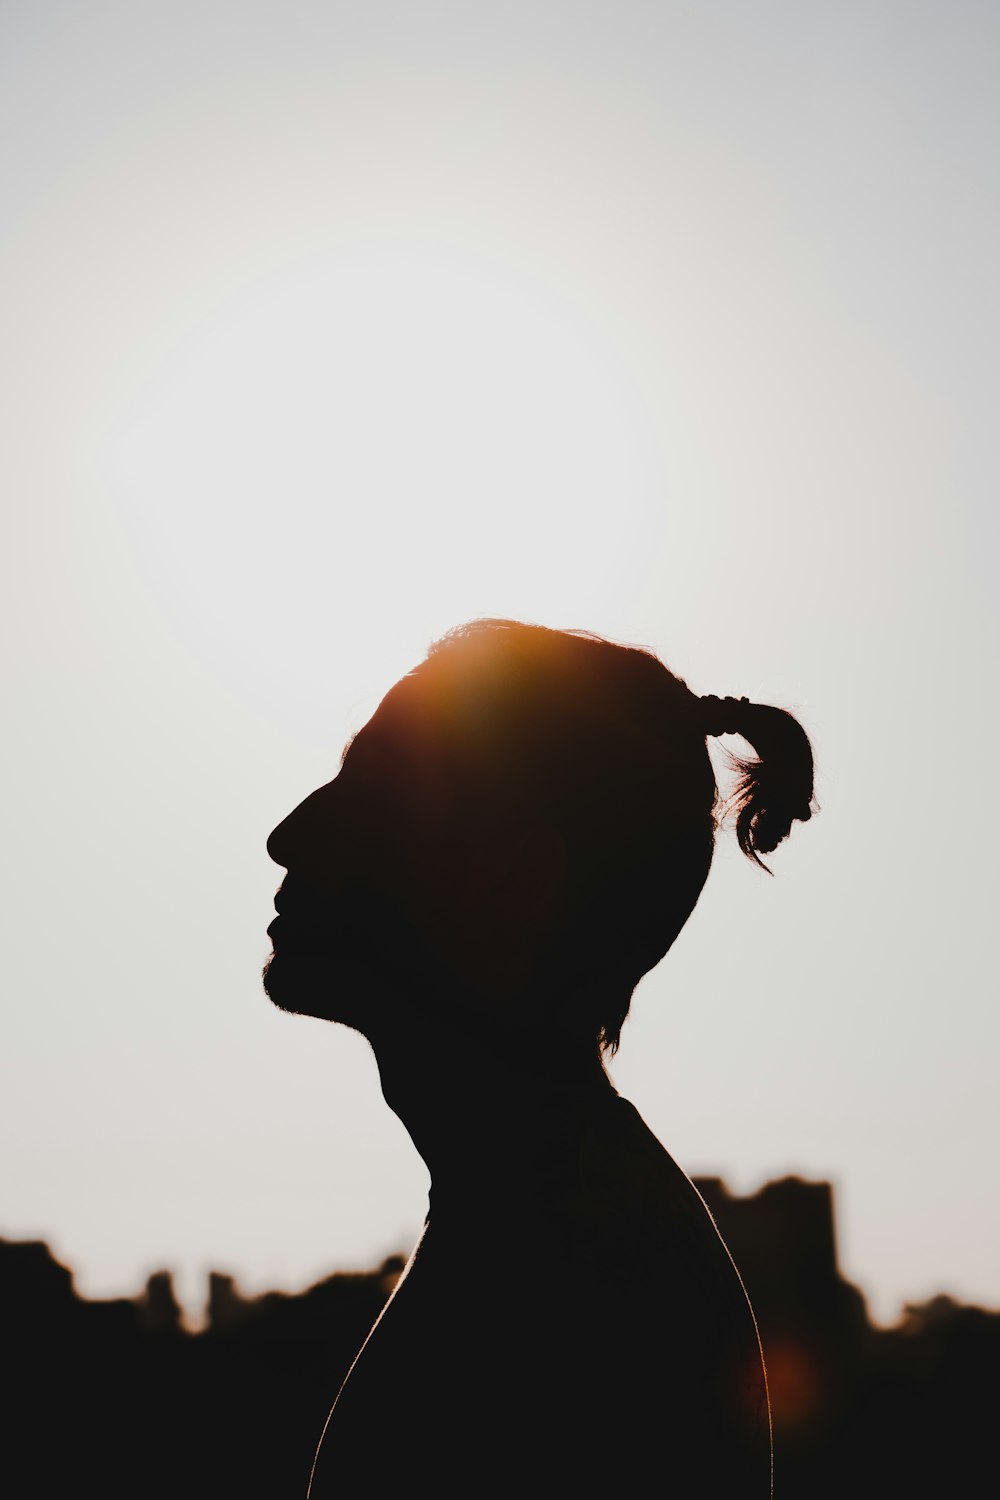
263;948;327;1019
262;947;376;1032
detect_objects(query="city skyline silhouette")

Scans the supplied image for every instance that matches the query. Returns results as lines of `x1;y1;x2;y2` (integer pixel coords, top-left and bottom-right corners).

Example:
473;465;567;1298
5;1171;996;1497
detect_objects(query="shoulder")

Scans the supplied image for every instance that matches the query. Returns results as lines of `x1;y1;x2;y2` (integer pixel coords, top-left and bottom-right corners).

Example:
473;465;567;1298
573;1091;758;1335
575;1094;735;1278
568;1092;771;1480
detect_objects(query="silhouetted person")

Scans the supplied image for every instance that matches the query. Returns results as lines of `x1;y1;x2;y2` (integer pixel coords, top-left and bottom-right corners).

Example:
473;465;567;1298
263;619;816;1496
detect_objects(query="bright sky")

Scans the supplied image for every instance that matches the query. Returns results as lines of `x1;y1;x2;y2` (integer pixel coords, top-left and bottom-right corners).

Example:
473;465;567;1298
2;0;997;1328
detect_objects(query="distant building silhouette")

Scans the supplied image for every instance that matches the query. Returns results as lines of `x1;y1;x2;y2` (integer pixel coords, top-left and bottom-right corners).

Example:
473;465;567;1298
693;1177;871;1496
3;1180;997;1498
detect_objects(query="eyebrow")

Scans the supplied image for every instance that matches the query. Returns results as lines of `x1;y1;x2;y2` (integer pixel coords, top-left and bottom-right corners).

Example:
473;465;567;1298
339;731;359;768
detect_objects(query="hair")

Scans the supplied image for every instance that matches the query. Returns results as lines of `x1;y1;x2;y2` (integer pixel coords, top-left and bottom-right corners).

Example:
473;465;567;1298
409;618;816;1055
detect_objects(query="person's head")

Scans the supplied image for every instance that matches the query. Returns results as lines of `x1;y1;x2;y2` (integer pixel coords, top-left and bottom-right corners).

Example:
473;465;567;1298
263;619;815;1059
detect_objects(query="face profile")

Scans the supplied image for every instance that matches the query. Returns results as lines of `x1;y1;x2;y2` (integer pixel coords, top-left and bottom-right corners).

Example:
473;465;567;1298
263;676;453;1031
264;644;599;1045
263;618;815;1498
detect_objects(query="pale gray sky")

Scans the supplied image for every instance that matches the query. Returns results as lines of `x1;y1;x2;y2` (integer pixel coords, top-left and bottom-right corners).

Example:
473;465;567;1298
2;0;997;1326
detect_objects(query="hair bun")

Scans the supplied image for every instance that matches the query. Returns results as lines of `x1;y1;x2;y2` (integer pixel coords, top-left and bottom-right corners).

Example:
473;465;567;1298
704;695;816;872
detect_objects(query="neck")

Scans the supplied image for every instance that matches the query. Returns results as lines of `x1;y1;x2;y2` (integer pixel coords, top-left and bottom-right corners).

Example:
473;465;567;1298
362;984;614;1203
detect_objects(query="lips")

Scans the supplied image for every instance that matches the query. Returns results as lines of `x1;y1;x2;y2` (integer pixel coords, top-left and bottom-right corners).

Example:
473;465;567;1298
272;877;329;923
266;910;328;952
267;880;400;958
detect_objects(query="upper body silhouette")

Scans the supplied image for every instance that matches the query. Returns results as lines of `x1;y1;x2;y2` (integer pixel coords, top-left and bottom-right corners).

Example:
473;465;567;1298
263;619;815;1497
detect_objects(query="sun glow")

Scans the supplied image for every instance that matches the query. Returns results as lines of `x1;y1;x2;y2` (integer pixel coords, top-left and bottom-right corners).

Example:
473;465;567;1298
99;241;670;740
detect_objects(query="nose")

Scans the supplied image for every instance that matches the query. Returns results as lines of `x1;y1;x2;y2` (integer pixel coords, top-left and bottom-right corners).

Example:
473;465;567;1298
266;812;292;868
266;781;336;869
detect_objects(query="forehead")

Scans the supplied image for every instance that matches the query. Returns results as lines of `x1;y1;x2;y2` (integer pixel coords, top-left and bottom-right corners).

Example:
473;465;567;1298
349;673;436;758
344;662;518;818
339;672;454;807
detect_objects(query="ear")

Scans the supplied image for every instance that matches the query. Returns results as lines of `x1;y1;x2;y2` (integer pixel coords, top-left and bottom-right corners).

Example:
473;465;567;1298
518;822;568;917
491;820;568;928
460;820;567;995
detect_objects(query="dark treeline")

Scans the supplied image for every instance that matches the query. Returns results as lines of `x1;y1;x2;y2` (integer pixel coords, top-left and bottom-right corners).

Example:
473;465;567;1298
4;1175;997;1498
